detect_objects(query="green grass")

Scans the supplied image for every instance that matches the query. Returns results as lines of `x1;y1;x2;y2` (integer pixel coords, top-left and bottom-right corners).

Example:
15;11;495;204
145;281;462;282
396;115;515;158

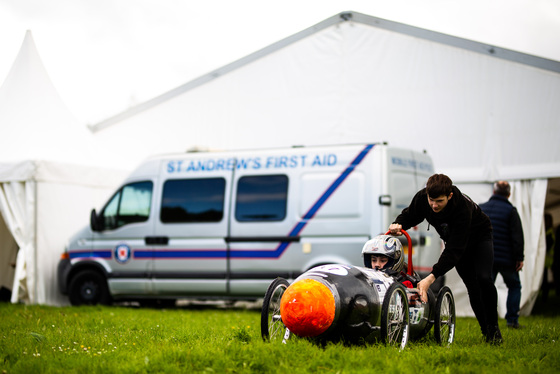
1;300;559;374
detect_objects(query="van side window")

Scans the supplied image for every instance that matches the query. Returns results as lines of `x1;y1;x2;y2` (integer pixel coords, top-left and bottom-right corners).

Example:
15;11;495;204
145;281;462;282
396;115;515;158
102;181;153;230
161;178;226;223
235;175;288;222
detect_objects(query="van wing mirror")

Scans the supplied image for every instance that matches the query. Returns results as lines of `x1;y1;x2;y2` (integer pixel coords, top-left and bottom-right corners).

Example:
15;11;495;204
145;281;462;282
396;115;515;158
90;209;103;232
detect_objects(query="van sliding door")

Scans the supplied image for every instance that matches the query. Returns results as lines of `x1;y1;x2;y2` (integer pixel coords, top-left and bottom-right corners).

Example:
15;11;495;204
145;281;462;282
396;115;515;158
227;171;294;296
152;158;232;296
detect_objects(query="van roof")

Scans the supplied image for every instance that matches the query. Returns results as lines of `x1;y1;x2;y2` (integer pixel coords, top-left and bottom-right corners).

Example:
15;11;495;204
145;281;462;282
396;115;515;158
145;142;392;161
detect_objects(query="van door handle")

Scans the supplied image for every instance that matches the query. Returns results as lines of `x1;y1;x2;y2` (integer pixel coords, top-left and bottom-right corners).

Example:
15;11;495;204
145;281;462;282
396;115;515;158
145;236;169;245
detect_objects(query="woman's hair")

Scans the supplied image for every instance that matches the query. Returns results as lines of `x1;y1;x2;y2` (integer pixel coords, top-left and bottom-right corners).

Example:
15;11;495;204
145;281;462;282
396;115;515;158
426;174;453;198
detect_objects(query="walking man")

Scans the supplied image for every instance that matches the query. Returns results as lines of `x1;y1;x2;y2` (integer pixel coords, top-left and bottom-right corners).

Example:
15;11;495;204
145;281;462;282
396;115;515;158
480;181;525;329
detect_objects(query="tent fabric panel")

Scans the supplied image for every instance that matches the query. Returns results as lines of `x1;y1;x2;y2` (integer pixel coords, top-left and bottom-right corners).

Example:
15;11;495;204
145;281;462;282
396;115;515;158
90;21;560;181
0;211;18;295
34;160;127;187
35;179;118;306
0;160;126;305
0;164;124;305
0;159;127;188
91;11;560;134
513;179;548;316
0;31;132;171
0;180;37;303
0;161;37;182
0;32;96;166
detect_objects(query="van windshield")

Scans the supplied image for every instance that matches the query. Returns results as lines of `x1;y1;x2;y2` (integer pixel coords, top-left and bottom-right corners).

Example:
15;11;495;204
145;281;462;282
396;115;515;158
102;181;153;230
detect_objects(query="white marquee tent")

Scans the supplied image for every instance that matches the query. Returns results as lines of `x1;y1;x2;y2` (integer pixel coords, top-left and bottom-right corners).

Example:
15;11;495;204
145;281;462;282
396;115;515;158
87;11;560;317
0;31;126;305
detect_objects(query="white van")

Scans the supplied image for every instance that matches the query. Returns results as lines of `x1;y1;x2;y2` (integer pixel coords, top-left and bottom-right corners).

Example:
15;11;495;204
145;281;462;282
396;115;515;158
58;143;441;305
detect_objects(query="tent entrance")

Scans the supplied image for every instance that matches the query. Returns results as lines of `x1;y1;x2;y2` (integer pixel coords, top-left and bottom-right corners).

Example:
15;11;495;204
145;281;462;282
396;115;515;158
0;212;18;302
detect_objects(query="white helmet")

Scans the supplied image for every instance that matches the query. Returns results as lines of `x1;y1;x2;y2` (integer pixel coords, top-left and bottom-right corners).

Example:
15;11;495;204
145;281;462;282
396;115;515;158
362;235;404;272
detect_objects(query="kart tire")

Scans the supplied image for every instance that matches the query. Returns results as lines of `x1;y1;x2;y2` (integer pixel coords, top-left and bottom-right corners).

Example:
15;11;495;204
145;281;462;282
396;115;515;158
381;282;410;349
434;286;456;345
261;277;291;342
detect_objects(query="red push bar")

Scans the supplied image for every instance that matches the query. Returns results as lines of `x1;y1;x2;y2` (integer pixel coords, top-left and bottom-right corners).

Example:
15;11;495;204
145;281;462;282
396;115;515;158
385;229;414;276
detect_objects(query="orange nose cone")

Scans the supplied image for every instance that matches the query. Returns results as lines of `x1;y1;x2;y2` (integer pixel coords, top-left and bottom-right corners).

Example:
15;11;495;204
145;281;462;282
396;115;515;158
280;278;335;337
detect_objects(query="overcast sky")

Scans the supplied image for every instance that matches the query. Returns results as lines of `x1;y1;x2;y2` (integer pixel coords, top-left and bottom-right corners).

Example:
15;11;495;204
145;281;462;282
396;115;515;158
1;0;559;125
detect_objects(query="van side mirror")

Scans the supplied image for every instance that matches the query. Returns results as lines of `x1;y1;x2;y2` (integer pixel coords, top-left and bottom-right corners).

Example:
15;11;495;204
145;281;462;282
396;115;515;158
90;209;103;232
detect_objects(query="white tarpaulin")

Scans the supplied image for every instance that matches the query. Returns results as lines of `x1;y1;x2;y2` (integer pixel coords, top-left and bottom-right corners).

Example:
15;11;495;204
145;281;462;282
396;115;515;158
0;32;126;305
89;13;560;180
0;179;35;303
87;12;560;316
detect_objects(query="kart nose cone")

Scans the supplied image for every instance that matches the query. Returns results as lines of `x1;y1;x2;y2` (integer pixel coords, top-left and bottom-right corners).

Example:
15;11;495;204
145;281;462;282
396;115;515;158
280;278;335;337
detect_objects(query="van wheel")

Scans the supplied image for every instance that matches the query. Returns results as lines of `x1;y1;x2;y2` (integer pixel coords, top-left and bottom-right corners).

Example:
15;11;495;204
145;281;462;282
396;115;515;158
68;270;111;306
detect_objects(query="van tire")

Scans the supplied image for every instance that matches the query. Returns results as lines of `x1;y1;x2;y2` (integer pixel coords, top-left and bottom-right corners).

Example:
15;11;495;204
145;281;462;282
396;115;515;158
68;270;111;306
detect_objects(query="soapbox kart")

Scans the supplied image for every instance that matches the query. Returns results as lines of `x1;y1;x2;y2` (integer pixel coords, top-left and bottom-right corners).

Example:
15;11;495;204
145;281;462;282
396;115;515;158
260;230;456;348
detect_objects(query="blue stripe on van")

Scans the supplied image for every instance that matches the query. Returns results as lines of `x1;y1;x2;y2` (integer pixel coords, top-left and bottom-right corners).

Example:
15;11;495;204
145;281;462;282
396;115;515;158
135;250;228;259
69;250;112;259
230;144;375;259
229;242;290;259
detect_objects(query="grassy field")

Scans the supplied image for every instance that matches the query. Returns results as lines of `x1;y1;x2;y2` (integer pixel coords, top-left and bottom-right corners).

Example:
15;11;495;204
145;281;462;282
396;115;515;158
1;296;559;374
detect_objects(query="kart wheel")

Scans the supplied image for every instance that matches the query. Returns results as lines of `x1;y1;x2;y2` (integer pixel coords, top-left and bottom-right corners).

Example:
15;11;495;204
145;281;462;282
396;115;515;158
434;286;456;345
68;270;111;306
261;277;291;342
381;282;410;349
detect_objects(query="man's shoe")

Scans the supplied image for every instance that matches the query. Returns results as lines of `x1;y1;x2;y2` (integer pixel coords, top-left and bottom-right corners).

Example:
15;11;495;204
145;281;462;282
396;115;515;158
507;323;523;329
486;324;503;345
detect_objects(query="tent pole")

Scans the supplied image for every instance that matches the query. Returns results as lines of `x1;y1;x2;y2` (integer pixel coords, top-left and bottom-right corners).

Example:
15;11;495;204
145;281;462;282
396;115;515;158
32;179;38;304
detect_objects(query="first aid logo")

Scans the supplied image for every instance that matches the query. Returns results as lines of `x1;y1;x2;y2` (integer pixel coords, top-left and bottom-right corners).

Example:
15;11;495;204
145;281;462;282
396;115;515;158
115;244;131;264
